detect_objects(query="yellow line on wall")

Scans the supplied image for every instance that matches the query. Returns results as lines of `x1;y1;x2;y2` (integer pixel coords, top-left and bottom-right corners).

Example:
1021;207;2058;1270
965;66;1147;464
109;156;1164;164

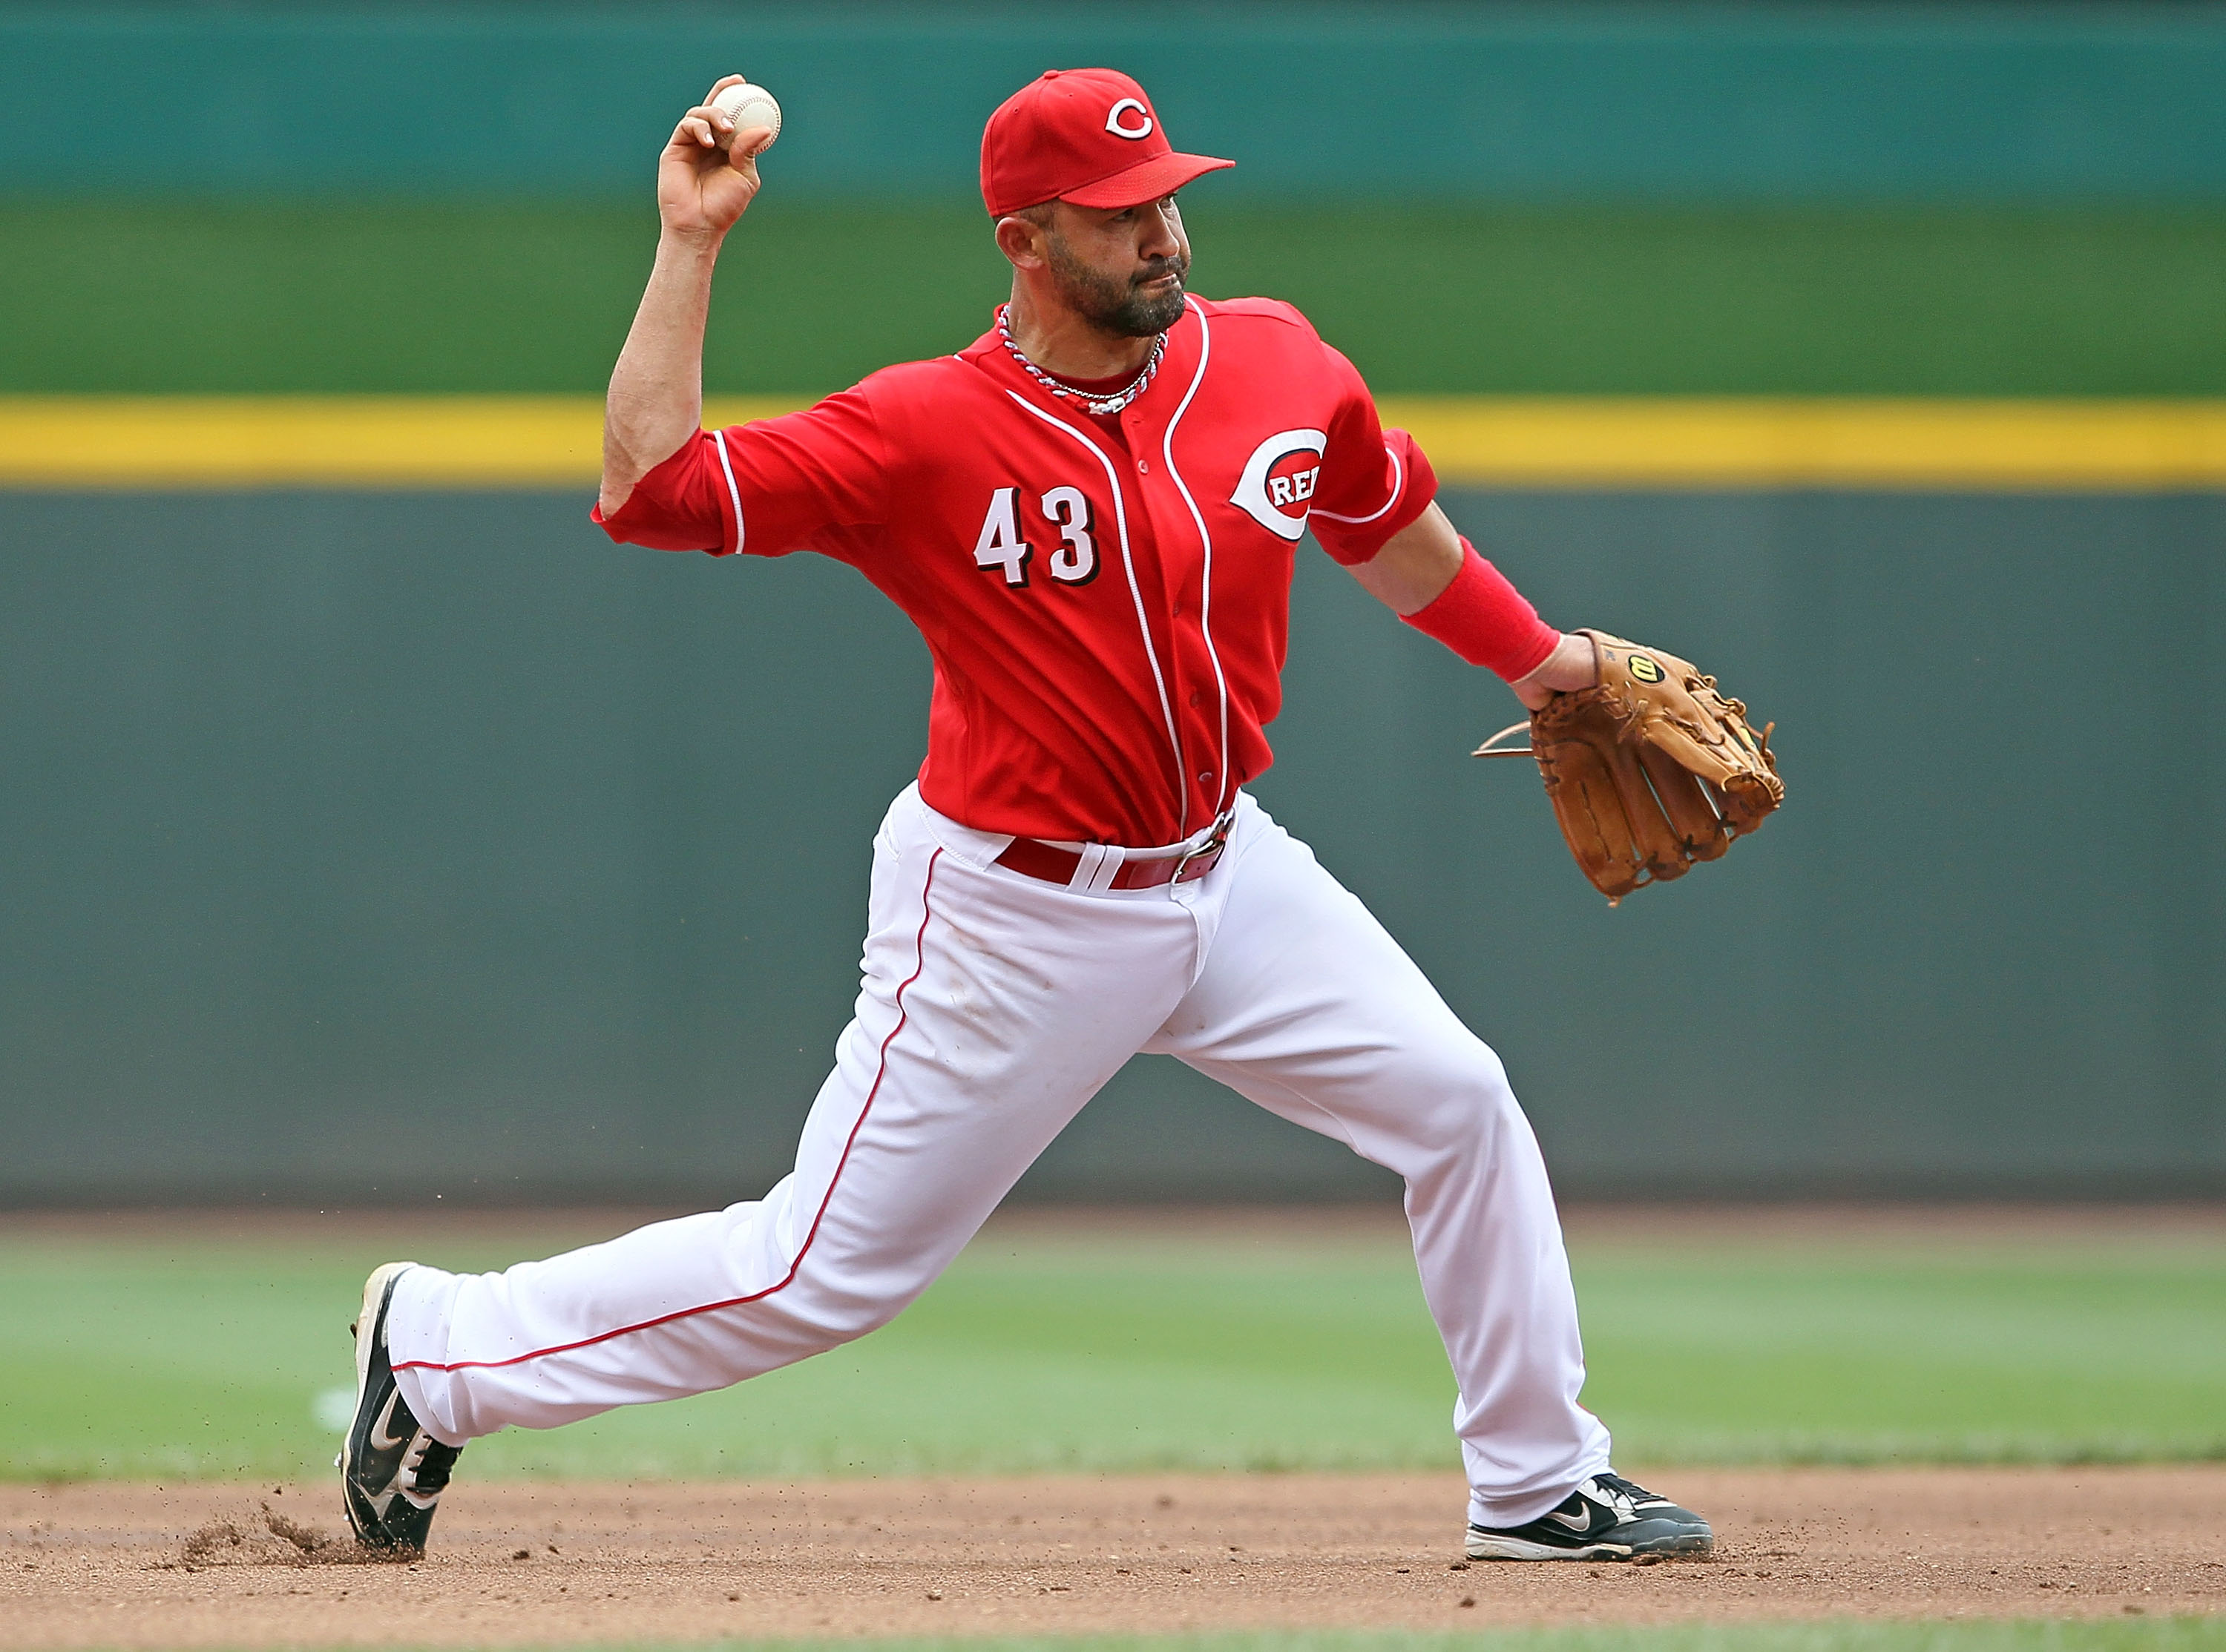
0;398;798;489
4;395;2226;490
1388;398;2226;490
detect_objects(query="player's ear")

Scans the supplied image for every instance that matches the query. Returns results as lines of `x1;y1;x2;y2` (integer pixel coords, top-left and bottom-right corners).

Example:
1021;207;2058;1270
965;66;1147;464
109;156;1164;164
994;212;1051;271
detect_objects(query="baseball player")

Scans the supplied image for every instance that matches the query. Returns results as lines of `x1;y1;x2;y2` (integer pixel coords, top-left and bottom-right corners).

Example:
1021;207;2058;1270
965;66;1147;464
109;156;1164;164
340;68;1714;1565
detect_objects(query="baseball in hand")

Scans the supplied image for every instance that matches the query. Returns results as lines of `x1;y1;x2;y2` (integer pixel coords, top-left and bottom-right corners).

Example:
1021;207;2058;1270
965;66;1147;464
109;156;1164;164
711;82;782;152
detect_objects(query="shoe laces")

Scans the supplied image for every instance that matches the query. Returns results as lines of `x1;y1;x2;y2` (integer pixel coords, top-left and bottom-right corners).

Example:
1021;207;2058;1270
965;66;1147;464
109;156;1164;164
412;1440;463;1498
1590;1472;1658;1513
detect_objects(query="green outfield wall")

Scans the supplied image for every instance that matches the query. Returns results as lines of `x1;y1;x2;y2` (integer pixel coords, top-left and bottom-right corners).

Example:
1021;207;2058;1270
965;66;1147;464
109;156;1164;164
5;4;2225;200
0;487;2217;1204
7;201;2225;398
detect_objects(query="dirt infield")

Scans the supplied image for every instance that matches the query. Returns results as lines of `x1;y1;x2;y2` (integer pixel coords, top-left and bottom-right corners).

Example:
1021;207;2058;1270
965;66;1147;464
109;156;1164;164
2;1468;2220;1646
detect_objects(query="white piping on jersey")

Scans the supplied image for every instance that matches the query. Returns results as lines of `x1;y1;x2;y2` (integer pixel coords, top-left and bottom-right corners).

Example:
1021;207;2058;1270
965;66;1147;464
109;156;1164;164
1309;443;1406;525
711;427;746;553
1159;298;1233;817
1002;389;1189;830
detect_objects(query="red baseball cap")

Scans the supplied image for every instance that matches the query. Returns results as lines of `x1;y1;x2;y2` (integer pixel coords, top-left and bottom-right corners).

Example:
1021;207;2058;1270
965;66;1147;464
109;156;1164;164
980;68;1234;217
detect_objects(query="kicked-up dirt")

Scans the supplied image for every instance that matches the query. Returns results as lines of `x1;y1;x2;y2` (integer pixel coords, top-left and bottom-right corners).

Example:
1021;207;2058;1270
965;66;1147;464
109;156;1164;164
1;1467;2222;1646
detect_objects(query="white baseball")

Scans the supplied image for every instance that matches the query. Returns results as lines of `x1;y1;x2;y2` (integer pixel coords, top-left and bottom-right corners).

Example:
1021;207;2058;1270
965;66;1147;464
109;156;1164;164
709;82;782;151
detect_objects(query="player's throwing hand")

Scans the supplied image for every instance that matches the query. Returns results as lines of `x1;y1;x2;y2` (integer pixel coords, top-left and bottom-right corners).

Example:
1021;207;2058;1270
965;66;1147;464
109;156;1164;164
660;76;773;238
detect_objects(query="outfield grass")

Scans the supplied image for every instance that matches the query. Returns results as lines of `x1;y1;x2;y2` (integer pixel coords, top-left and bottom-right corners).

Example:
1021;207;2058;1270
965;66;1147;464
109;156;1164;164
4;200;2222;396
1;1216;2219;1482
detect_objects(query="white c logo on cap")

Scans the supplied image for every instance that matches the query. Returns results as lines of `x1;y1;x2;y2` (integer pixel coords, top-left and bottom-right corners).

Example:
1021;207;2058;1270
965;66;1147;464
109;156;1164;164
1105;98;1154;139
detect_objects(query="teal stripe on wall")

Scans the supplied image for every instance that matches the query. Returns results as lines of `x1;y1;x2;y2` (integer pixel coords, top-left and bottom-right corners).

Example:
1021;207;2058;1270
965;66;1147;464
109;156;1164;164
4;4;2225;200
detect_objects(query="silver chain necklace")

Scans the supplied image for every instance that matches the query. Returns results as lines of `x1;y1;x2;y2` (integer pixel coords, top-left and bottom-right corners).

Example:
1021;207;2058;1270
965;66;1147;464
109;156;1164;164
997;304;1166;417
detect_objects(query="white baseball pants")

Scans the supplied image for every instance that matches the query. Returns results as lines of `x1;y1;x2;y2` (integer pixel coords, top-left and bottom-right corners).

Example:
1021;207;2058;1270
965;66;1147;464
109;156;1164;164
388;784;1612;1527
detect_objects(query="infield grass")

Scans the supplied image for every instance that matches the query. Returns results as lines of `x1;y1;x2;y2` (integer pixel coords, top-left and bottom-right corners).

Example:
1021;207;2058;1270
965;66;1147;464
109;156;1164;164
0;1213;2219;1483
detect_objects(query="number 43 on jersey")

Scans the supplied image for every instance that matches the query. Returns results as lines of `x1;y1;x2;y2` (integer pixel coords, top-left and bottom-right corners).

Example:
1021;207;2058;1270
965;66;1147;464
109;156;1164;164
974;487;1099;589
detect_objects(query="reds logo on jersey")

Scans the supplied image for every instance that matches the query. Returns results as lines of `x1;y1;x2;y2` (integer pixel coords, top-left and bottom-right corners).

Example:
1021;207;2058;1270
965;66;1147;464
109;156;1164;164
1228;429;1327;542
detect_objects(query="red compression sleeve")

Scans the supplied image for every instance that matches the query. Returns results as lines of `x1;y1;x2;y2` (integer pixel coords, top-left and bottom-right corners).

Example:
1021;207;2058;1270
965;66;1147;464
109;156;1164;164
1399;537;1562;681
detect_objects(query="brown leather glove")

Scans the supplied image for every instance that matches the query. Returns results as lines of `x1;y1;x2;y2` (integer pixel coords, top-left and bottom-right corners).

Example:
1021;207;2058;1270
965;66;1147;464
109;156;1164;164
1483;631;1783;904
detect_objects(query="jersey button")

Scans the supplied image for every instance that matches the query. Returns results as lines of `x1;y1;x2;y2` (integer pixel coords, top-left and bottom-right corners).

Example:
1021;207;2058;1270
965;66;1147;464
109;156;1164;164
1188;690;1203;707
1137;459;1149;473
1198;770;1215;786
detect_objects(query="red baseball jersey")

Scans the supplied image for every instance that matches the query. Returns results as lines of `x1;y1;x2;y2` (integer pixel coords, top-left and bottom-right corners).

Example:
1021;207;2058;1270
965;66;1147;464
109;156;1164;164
596;294;1436;846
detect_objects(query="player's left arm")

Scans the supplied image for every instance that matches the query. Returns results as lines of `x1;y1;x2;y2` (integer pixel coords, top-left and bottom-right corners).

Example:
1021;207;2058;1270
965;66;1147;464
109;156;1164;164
1305;339;1591;706
1347;501;1595;708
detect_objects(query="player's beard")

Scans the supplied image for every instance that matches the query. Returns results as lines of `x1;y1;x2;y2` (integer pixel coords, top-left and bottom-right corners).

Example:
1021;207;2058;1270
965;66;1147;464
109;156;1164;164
1046;237;1190;337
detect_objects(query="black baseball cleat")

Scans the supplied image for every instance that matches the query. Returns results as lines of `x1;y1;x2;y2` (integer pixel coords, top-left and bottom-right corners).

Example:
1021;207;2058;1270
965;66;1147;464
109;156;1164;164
339;1261;464;1554
1466;1472;1713;1561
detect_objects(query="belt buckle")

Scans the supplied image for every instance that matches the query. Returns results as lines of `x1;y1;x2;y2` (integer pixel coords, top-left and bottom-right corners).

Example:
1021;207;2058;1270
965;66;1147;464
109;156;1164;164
1170;812;1234;884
